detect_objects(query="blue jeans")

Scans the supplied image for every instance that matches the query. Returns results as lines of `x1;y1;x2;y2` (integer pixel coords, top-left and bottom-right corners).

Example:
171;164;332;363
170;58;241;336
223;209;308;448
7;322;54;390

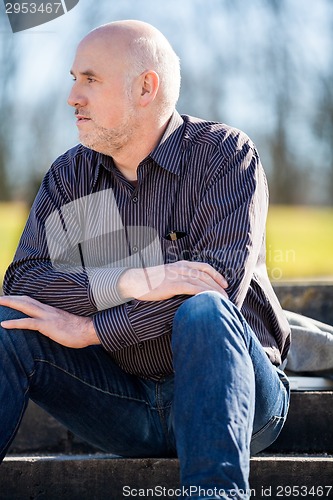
0;292;289;500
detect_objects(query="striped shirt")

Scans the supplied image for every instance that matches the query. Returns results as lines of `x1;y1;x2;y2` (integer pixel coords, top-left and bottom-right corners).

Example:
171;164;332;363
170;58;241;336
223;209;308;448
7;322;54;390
4;111;291;380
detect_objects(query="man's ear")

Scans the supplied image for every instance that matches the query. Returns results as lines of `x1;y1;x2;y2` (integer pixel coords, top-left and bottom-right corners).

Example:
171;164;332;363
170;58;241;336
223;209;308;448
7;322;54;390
139;71;160;107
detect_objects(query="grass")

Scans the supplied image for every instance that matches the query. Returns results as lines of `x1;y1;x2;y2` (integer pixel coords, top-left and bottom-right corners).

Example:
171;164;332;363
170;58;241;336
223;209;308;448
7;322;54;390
266;205;333;281
0;202;28;288
0;203;332;288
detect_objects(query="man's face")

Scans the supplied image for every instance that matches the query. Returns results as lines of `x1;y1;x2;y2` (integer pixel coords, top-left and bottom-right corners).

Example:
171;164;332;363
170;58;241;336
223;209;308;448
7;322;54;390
68;35;138;156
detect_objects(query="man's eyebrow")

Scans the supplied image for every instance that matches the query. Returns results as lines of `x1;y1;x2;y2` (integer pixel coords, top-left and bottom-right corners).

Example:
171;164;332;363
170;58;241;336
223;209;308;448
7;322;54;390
70;69;100;78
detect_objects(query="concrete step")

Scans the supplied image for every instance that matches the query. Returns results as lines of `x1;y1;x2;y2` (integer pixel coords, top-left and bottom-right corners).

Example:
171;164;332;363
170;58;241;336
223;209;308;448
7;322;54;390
8;389;333;456
274;282;333;325
1;454;333;500
268;390;333;453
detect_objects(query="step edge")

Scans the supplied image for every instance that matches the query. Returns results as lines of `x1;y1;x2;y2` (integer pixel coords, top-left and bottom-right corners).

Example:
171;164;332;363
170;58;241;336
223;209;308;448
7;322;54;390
4;453;333;463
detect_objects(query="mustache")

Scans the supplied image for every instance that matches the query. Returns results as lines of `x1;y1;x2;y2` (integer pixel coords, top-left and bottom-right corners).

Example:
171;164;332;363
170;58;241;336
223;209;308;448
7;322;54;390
75;109;91;118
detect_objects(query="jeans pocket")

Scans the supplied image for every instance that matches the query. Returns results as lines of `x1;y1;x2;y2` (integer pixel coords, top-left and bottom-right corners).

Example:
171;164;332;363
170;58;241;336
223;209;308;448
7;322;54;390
250;414;286;455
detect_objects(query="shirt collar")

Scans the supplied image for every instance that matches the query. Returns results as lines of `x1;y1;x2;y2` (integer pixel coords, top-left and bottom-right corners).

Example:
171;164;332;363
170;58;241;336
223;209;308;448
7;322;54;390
148;111;185;176
95;110;186;178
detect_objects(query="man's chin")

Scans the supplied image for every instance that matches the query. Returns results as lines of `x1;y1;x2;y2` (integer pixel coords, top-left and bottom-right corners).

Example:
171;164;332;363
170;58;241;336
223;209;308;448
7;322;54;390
79;139;111;157
79;133;92;148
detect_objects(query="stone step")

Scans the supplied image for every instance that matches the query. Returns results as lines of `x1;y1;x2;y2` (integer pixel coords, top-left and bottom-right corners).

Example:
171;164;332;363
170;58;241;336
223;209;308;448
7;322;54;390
274;282;333;325
9;389;333;456
1;454;332;500
268;390;333;453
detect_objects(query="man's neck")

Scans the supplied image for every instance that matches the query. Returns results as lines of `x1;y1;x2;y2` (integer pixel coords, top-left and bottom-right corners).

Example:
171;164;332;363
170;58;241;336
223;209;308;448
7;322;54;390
110;115;172;181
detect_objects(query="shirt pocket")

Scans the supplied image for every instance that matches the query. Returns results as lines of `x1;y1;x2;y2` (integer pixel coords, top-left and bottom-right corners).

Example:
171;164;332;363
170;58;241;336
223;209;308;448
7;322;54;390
159;234;191;264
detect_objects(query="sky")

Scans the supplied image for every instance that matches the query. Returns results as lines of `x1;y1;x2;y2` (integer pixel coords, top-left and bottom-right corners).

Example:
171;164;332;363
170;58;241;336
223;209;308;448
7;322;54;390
0;0;332;203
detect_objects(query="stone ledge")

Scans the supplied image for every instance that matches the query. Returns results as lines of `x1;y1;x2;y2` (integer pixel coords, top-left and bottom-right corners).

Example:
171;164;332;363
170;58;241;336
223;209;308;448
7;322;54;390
267;391;333;453
1;454;333;500
9;391;333;456
273;282;333;324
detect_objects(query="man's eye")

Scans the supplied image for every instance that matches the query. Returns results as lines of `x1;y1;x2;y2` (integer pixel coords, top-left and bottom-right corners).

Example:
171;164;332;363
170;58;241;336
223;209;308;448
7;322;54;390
87;77;96;83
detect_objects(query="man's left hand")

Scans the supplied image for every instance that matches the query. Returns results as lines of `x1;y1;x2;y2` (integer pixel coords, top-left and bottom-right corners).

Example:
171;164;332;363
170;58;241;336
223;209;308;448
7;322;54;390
0;295;100;348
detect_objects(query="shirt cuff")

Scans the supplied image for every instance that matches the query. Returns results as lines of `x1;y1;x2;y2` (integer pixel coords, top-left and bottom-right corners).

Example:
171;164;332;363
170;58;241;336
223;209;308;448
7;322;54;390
87;267;128;310
92;303;139;351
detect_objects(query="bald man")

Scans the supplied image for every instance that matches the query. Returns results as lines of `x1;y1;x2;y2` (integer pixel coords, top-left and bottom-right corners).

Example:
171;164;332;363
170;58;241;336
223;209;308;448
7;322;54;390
0;21;290;500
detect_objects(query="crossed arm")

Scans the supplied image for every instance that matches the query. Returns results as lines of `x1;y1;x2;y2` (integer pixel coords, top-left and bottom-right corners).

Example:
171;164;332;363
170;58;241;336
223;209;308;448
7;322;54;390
0;261;228;348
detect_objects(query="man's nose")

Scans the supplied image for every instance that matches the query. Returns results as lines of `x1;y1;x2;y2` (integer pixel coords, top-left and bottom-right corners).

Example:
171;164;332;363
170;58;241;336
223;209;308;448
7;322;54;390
67;84;87;108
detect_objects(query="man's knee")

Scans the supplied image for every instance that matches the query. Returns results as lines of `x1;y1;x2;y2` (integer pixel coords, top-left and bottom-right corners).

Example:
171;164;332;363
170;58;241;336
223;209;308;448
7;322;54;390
0;305;35;354
174;291;235;326
0;305;28;323
172;291;240;351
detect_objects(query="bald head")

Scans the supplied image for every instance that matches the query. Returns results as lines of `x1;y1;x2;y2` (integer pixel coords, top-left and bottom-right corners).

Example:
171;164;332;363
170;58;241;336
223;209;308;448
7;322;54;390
80;20;181;116
85;20;168;47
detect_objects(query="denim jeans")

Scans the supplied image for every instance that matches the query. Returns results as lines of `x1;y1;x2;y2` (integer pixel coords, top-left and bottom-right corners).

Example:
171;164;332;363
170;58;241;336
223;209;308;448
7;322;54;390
0;292;289;500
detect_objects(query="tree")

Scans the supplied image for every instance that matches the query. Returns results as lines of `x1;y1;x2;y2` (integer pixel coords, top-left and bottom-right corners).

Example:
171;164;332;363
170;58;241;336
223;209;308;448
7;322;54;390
312;1;333;204
0;13;18;200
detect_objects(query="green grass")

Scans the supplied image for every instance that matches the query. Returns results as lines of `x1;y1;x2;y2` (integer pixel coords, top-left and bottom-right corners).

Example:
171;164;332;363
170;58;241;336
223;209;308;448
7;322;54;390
266;205;333;281
0;202;28;289
0;203;332;288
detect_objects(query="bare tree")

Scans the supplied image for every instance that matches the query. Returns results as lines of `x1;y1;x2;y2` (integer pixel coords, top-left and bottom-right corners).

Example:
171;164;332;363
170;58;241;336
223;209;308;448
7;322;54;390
256;0;304;203
0;14;18;200
312;1;333;204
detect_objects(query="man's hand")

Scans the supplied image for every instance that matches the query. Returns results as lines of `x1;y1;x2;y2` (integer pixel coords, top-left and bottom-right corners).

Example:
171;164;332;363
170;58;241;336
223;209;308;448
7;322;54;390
0;295;100;348
118;260;228;301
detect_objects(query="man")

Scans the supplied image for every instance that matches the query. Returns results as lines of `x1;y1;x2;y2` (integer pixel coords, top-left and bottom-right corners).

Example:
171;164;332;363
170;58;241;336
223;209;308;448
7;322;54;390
0;20;290;499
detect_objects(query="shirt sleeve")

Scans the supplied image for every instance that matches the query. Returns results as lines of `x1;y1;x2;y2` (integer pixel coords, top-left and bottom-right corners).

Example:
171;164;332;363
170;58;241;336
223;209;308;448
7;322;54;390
189;140;268;308
92;296;187;351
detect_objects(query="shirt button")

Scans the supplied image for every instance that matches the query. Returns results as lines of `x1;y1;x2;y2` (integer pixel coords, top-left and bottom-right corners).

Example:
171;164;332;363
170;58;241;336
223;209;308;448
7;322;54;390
138;343;144;349
132;246;138;253
132;196;138;203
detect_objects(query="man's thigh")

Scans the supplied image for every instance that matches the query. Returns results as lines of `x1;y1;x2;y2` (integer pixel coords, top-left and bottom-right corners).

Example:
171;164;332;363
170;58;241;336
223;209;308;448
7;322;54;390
0;305;169;457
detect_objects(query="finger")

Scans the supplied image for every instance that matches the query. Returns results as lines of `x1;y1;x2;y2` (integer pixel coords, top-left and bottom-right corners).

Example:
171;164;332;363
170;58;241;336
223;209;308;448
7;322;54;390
181;282;229;298
177;265;227;293
186;271;223;294
1;317;40;331
166;264;226;296
198;264;228;288
178;261;228;288
192;274;229;296
169;266;229;296
0;295;46;317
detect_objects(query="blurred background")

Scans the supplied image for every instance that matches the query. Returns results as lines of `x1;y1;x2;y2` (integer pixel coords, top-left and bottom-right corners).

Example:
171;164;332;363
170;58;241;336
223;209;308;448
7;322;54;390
0;0;332;288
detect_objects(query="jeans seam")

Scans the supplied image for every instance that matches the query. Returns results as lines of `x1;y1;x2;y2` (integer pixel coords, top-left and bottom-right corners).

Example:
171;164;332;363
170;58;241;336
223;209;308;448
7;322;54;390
33;359;149;405
155;383;174;454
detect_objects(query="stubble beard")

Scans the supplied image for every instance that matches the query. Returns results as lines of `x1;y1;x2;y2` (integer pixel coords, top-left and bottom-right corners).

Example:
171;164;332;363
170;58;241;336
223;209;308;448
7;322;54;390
80;108;138;157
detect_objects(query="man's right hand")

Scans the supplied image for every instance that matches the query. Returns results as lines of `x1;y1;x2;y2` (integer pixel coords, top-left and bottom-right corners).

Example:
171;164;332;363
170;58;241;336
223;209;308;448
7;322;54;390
118;261;228;302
